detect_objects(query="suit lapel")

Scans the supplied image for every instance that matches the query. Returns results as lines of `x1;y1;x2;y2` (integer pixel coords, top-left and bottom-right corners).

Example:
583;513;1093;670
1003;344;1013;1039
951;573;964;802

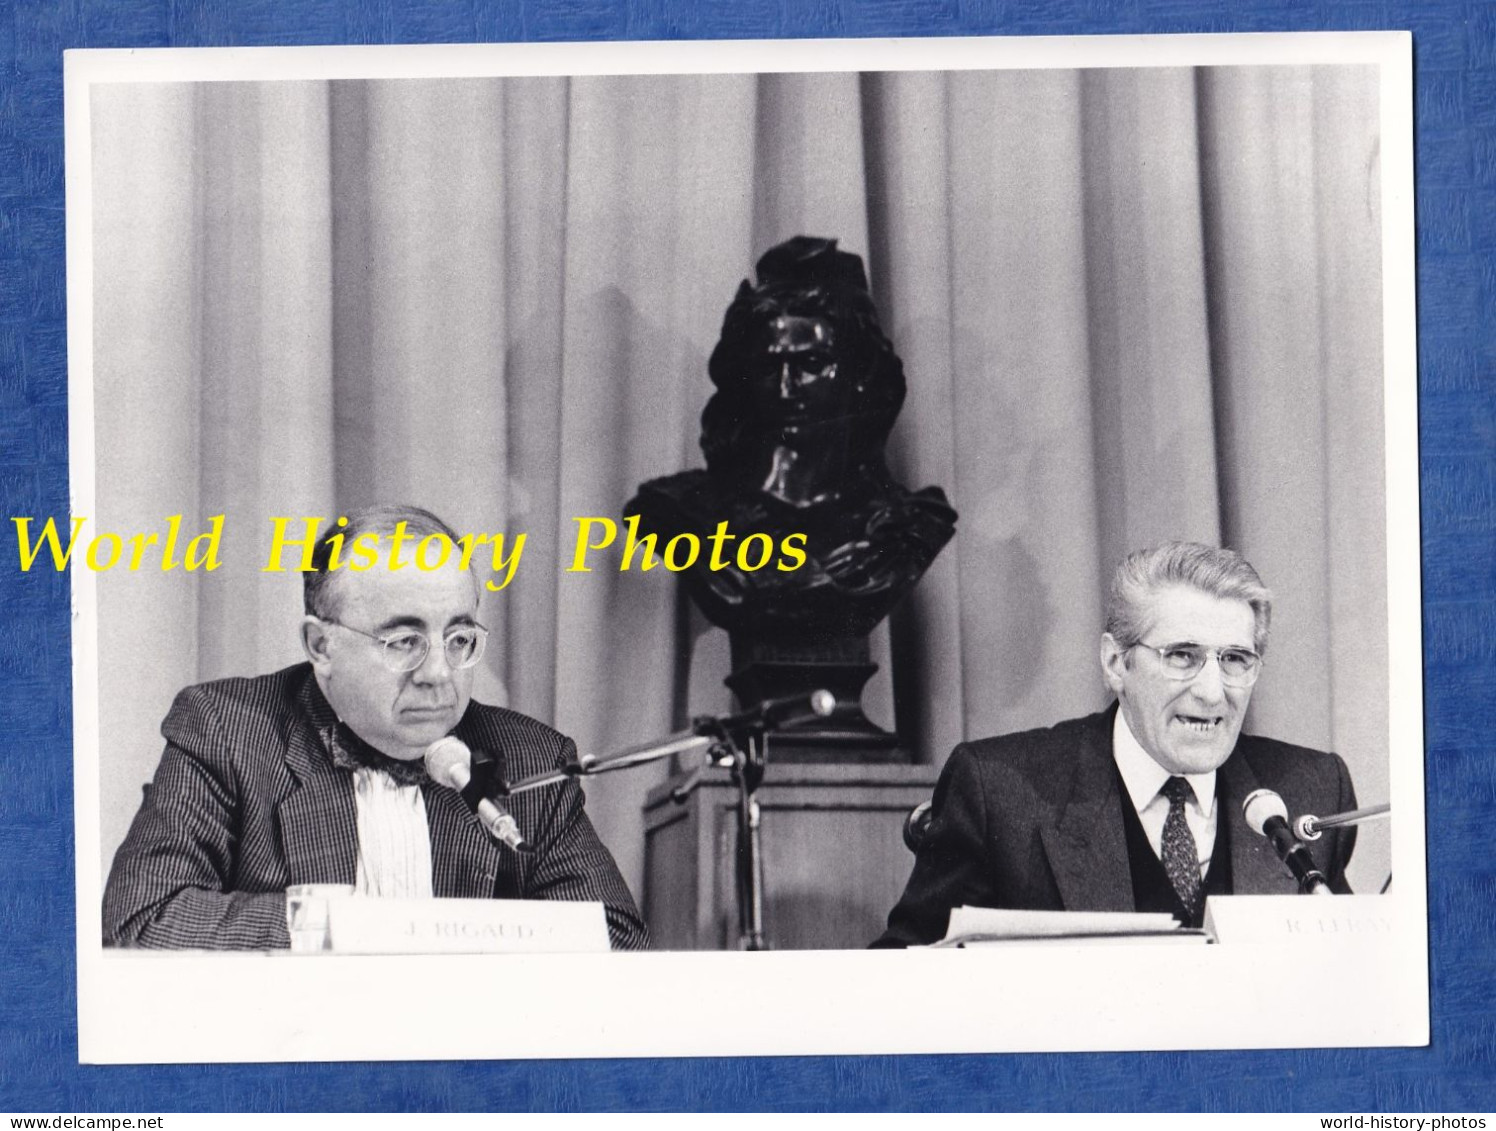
422;783;505;898
1039;709;1135;912
276;678;512;897
1219;745;1300;895
425;724;510;898
277;714;359;885
277;728;504;897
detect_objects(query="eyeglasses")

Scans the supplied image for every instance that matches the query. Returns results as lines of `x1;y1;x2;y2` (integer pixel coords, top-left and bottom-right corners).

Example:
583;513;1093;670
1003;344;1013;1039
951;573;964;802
1131;641;1263;687
322;618;489;673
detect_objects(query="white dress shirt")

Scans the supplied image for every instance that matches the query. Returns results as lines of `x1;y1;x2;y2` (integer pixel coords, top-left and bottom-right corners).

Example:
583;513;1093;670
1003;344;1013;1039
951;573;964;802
1111;709;1216;879
351;766;435;898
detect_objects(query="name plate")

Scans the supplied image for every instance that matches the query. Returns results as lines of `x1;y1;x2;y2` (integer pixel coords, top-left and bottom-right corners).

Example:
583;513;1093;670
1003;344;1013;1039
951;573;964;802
1204;894;1394;944
326;896;611;955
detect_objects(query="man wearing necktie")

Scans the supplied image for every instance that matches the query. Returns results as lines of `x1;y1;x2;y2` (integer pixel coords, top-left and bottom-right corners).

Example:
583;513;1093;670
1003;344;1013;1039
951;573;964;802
103;504;648;951
875;541;1358;947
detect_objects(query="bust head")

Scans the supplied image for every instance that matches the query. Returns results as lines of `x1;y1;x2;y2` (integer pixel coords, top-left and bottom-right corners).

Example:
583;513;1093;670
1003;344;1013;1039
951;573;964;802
702;237;905;507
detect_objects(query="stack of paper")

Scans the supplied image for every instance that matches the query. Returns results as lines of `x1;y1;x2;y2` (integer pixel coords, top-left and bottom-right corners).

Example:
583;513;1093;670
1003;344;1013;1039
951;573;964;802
935;906;1208;947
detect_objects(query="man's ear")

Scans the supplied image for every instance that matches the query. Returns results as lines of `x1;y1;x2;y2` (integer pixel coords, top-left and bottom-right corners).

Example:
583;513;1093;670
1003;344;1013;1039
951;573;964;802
301;616;334;670
1099;633;1129;696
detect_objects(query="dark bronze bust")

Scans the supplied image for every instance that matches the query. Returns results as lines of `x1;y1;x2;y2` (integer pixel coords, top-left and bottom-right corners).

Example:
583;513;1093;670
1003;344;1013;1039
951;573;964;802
628;236;956;759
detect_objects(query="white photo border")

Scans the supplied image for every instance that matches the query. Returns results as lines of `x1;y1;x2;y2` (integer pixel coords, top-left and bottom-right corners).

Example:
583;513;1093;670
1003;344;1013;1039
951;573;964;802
67;31;1426;1063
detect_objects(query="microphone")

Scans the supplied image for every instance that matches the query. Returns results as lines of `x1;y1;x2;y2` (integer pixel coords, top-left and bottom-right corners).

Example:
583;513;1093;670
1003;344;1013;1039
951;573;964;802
1242;788;1333;895
424;736;529;853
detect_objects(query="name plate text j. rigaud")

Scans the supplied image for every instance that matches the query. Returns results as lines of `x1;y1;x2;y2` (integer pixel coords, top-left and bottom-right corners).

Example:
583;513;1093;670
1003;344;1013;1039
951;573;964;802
325;896;611;955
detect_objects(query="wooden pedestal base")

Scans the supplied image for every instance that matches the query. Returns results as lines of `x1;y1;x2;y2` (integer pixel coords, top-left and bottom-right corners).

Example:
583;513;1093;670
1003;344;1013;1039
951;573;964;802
642;761;940;950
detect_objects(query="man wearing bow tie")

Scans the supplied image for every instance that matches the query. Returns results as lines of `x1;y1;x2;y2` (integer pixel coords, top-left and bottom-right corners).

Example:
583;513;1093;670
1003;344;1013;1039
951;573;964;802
103;505;648;951
876;541;1358;948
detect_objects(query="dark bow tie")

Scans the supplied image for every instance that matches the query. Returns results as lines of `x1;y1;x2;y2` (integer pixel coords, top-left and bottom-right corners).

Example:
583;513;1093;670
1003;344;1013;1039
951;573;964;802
324;722;431;787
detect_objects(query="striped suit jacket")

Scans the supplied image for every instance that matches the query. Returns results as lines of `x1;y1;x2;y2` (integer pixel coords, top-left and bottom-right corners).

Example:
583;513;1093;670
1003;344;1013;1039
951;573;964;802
103;662;649;951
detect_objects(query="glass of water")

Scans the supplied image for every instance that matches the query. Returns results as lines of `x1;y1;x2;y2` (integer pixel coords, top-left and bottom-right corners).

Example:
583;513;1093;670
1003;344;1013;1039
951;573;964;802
285;884;355;952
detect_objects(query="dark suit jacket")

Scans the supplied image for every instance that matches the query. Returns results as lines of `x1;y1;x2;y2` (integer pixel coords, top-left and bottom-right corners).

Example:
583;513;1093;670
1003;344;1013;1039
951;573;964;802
876;704;1358;947
103;662;649;951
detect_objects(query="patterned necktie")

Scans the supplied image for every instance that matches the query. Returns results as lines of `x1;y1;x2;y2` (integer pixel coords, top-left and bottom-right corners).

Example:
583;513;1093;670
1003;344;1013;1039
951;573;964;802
1160;776;1203;922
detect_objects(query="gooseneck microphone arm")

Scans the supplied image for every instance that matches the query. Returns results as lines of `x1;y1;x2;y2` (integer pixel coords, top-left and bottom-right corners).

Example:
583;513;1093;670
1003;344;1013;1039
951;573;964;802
1294;802;1391;841
1242;788;1335;895
497;689;837;797
498;732;719;797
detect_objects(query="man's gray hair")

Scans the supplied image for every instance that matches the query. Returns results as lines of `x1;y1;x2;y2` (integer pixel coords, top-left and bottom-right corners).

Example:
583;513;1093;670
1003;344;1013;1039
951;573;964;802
303;504;464;619
1104;541;1273;655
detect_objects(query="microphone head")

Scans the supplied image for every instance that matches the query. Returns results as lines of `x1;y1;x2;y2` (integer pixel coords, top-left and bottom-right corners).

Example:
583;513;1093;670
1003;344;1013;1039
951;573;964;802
423;735;472;791
809;689;836;718
1242;788;1289;836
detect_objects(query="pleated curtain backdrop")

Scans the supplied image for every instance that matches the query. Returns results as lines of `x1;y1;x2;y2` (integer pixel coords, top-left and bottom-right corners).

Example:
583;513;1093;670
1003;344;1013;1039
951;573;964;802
90;65;1389;903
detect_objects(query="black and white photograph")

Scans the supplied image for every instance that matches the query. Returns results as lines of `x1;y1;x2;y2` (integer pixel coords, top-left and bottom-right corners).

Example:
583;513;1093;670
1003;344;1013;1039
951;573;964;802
64;33;1426;1062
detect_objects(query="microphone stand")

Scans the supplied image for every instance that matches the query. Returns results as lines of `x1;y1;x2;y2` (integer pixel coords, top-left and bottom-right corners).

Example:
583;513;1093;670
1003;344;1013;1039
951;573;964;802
498;692;834;952
711;726;768;952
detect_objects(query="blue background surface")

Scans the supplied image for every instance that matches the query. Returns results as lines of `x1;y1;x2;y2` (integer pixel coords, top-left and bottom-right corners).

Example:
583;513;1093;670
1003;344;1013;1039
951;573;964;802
1;0;1492;1114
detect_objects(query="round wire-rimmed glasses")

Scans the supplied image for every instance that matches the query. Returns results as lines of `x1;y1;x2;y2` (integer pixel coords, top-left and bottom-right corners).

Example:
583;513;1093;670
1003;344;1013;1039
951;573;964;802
322;618;488;673
1131;641;1263;688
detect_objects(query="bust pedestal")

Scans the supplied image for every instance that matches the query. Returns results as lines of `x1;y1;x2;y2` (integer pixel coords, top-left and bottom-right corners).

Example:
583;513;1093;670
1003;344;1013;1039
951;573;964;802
725;633;905;763
641;760;939;950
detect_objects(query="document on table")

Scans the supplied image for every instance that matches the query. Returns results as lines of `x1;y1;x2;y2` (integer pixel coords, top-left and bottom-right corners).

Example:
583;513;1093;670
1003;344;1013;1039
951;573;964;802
934;906;1208;947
